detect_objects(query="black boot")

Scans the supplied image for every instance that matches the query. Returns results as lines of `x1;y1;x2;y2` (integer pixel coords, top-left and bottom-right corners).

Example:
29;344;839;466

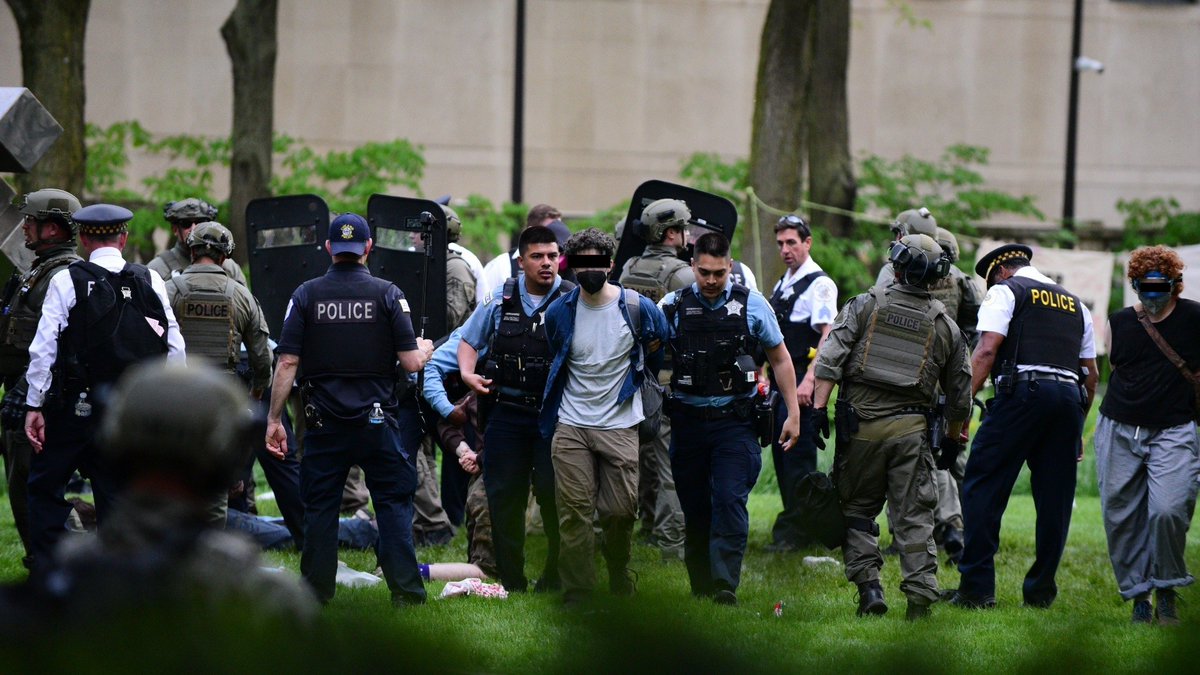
856;581;887;617
1156;589;1179;626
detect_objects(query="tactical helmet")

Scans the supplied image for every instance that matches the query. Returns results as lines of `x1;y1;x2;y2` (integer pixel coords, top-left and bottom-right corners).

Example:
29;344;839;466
637;198;691;243
935;227;960;264
614;217;626;242
99;363;254;494
440;204;462;243
163;198;218;224
888;233;950;287
186;221;236;256
18;188;81;234
891;207;938;239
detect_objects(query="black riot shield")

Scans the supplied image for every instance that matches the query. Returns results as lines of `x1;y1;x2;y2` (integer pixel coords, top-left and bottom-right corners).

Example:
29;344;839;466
246;194;330;340
610;180;739;281
366;195;449;342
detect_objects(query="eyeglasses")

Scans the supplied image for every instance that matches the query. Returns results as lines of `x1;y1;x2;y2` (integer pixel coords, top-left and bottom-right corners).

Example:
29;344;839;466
774;214;811;238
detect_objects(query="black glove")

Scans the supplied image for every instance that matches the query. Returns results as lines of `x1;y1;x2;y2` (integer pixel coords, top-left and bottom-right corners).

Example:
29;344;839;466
937;437;964;471
812;407;831;451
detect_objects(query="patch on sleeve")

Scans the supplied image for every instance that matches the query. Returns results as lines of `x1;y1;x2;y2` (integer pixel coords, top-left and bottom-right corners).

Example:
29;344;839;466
399;298;411;313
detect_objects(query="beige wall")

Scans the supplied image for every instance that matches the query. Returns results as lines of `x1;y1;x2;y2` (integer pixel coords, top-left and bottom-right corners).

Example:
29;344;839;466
2;0;1197;230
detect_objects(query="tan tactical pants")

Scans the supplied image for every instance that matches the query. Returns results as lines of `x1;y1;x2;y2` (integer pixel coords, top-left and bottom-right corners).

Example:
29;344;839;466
413;434;453;536
465;471;498;577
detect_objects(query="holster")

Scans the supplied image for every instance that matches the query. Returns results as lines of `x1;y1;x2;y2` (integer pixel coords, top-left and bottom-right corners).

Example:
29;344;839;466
300;382;324;430
754;390;777;447
834;400;859;450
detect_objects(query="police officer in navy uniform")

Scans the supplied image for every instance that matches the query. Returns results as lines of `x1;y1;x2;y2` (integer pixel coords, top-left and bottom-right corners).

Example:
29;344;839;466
23;204;186;572
950;244;1097;609
660;232;801;605
765;214;838;552
266;213;434;606
456;224;571;593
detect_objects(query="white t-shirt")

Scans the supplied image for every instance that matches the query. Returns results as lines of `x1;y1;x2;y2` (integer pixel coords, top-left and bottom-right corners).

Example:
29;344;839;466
558;295;643;430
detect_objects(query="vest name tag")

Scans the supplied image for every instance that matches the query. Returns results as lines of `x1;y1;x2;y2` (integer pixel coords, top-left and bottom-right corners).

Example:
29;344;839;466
883;312;921;332
183;300;231;319
315;299;377;323
1028;288;1076;314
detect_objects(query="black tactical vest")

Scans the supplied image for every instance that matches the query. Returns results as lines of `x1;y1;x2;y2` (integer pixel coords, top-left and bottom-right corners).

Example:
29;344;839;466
667;284;758;397
993;274;1084;378
769;270;828;378
298;274;399;381
729;261;747;288
57;261;169;394
486;277;574;398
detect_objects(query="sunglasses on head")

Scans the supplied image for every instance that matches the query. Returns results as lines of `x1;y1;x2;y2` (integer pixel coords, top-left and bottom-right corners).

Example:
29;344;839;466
775;214;811;238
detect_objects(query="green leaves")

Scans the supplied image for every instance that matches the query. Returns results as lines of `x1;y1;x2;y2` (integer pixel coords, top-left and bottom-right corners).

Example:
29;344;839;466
1117;196;1200;250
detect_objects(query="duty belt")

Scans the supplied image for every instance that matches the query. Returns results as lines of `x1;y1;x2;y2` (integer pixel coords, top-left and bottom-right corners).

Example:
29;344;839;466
1013;372;1078;384
669;399;740;421
496;391;542;410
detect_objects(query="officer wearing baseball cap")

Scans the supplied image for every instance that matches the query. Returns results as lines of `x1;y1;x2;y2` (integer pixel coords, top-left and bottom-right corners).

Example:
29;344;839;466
23;202;186;572
948;243;1097;610
266;212;435;606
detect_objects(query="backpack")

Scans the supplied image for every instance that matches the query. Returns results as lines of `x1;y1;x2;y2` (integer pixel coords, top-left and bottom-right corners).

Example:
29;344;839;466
621;288;663;443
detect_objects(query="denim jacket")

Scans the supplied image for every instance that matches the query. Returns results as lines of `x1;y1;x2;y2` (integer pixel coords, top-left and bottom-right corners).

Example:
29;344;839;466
538;283;668;438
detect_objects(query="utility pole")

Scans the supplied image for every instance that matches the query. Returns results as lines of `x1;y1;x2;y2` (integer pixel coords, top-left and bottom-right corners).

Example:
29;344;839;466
1062;0;1084;237
511;0;526;205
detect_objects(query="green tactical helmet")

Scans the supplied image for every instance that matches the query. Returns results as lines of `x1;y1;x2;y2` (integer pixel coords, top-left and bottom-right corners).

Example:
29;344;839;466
638;198;690;243
440;204;462;243
18;188;81;234
889;233;950;287
187;221;236;256
891;207;938;239
99;362;254;494
163;197;218;224
935;227;960;264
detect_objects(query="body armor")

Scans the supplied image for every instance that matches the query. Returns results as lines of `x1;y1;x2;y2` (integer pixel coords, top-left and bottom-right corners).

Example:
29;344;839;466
0;246;80;375
845;286;944;401
298;275;398;381
926;273;962;320
170;273;239;373
619;245;691;303
993;275;1084;378
485;278;573;399
149;242;245;285
769;270;828;379
667;285;758;397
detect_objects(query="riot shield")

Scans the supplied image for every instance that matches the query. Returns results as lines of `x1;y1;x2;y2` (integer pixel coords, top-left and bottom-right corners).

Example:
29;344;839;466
366;194;449;342
610;179;738;280
0;87;65;273
246;194;330;339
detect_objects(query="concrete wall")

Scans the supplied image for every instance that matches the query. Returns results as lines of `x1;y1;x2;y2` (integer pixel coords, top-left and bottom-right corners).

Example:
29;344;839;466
1;0;1197;229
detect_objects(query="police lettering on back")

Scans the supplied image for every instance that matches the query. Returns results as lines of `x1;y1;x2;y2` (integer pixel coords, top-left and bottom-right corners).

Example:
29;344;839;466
1028;288;1077;314
314;299;377;323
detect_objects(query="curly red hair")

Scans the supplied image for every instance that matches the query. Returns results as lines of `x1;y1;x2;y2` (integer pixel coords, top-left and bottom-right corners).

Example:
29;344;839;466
1128;245;1185;297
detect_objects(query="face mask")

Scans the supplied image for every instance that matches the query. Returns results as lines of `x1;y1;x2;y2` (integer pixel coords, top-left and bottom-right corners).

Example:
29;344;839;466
1139;292;1170;316
576;270;608;294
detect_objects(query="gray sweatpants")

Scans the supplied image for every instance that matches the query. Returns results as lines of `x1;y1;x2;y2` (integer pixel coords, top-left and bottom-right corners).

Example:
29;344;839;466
1094;415;1200;600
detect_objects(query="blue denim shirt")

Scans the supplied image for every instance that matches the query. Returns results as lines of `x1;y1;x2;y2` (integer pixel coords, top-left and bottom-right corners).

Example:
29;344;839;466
421;328;486;419
538;283;669;438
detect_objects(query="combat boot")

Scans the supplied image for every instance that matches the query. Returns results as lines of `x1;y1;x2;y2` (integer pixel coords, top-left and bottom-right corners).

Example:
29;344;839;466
856;580;887;617
1131;596;1153;624
906;601;931;621
1156;589;1180;626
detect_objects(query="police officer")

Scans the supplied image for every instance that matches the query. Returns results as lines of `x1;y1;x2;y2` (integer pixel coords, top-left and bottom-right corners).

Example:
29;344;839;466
661;231;801;605
0;189;82;566
150;198;247;285
456;224;570;593
933;227;982;348
950;244;1097;610
266;213;434;606
443;204;478;331
480;203;562;296
619;198;694;561
873;207;939;288
766;214;838;552
164;222;274;527
812;233;971;620
23;203;186;571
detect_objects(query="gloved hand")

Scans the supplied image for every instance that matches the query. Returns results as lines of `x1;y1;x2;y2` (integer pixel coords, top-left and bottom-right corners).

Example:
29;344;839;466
937;436;964;471
812;406;831;451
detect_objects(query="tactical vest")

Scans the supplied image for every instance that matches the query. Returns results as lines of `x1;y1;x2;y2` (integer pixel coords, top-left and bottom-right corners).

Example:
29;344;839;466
170;273;239;372
619;246;690;303
927;274;962;320
666;285;758;397
845;286;944;400
993;275;1084;378
57;261;170;394
446;249;477;332
769;270;827;378
486;277;574;398
0;248;79;375
507;248;520;279
729;261;748;288
148;245;190;281
298;274;399;381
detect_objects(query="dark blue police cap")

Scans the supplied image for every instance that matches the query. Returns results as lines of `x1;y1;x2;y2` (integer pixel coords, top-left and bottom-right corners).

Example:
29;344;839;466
329;213;370;255
975;243;1032;281
73;203;134;236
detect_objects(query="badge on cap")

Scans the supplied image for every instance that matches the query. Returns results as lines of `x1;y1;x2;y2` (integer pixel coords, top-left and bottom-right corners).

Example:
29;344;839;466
341;223;355;240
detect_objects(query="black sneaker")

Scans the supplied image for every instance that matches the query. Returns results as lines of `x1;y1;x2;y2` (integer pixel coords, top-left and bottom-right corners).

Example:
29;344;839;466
856;581;887;617
1132;598;1154;624
906;602;931;620
713;589;738;606
1156;589;1180;626
419;527;454;547
946;590;996;610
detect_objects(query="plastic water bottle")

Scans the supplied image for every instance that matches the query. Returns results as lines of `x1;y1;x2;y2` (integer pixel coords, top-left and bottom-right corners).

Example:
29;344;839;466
368;402;384;425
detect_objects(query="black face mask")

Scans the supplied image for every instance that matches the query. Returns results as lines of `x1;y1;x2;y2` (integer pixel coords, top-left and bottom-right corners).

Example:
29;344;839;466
576;270;607;294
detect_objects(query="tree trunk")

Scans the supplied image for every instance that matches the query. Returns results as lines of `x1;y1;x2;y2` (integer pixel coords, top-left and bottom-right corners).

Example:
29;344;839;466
221;0;278;270
746;0;816;286
806;0;856;239
5;0;90;197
